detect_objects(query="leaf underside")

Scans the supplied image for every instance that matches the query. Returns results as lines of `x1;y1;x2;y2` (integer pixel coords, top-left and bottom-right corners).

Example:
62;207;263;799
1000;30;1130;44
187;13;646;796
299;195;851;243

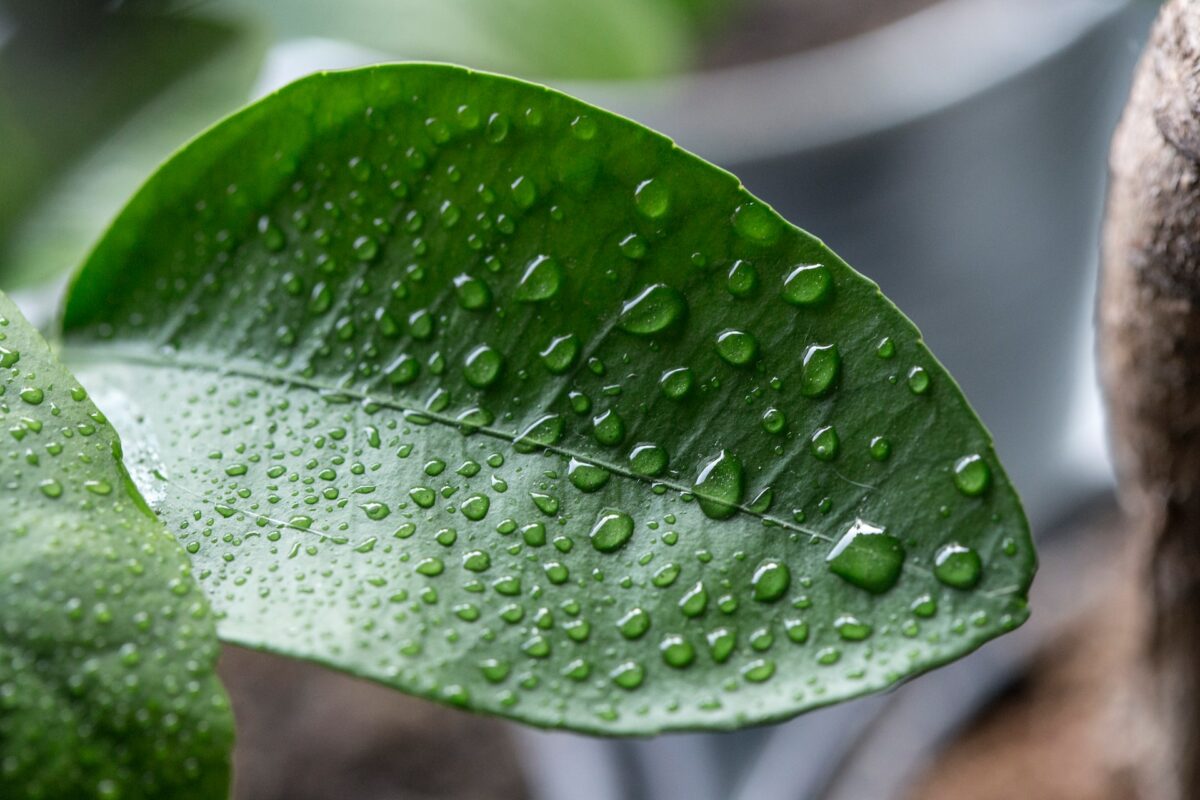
0;293;232;799
62;63;1034;734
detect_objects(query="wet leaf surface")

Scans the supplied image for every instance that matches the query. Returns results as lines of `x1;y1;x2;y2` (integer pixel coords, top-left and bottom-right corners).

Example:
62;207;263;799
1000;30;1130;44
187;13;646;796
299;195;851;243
0;293;232;798
62;64;1034;734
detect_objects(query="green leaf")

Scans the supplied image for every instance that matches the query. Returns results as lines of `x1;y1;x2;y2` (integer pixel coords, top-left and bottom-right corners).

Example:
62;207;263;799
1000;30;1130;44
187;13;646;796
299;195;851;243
0;293;233;798
60;64;1035;734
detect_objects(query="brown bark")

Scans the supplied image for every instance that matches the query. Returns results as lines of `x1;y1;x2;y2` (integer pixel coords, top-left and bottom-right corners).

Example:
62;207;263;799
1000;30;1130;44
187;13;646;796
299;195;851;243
1100;1;1200;797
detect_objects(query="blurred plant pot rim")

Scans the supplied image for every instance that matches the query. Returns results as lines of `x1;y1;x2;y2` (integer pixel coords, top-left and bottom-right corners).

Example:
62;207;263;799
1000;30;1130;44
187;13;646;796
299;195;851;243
565;0;1130;164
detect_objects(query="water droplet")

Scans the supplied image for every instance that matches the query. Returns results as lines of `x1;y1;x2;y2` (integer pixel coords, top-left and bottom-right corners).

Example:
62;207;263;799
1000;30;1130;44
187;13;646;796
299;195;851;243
634;178;670;219
461;494;490;521
568;459;610;493
659;367;694;399
480;658;510;683
540;333;579;374
453;273;492;311
361;502;391;521
911;594;937;617
953;454;991;496
463;344;503;388
869;436;891;461
617;607;651;639
410;486;436;508
751;560;791;602
353;235;379;262
782;264;832;306
84;479;112;495
515;255;563;302
742;659;776;683
590;509;634;553
800;344;840;397
809;425;839;461
463;550;491;572
592;409;625;446
826;519;906;594
732;201;780;244
20;388;44;405
628;443;668;476
907;366;930;394
39;478;62;498
679;581;709;617
619;284;686;335
619;233;648;260
785;619;809;643
652;563;681;588
515;414;565;452
531;491;559;516
693;450;744;520
707;628;736;662
715;329;758;366
761;407;785;434
0;347;19;368
660;635;696;668
416;557;445;576
726;260;759;297
386;353;419;386
834;614;872;641
610;661;645;690
934;543;982;589
511;176;537;209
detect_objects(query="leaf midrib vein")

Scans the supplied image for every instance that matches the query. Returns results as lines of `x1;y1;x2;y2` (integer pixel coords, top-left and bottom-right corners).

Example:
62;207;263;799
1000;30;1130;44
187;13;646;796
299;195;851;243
68;343;837;542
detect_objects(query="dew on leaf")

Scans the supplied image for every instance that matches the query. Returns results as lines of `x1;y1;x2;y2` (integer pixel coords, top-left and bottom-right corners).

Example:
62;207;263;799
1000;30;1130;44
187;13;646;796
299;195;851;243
826;519;905;594
934;543;983;589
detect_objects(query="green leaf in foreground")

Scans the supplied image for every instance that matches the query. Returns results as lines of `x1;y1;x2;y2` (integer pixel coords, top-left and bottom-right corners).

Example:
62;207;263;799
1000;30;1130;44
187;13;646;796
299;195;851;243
0;293;233;798
61;64;1035;734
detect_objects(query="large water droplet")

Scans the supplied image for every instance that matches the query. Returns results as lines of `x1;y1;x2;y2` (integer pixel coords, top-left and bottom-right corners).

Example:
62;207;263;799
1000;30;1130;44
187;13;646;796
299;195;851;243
953;454;991;496
732;201;780;244
660;635;696;668
540;333;579;374
809;425;839;461
453;273;492;310
826;519;905;594
715;329;758;366
628;443;668;476
618;284;686;335
934;543;982;589
617;607;651;639
782;264;832;306
463;344;503;388
515;255;563;302
634;178;670;219
751;560;791;602
693;450;744;520
800;344;840;397
590;509;634;553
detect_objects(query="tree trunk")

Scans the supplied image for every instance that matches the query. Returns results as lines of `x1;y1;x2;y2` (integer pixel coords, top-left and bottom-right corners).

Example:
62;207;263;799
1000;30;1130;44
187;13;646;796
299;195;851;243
1100;1;1200;797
